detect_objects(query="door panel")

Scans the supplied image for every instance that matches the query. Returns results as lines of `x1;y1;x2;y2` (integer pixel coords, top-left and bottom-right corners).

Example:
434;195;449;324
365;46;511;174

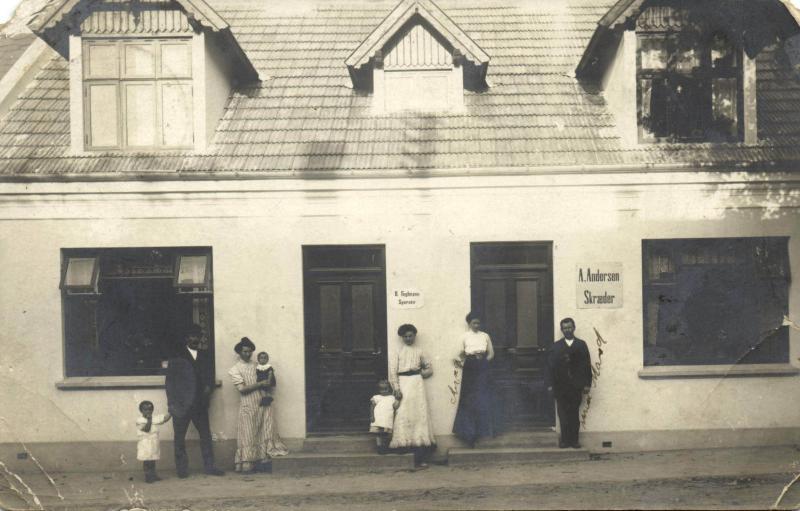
304;246;387;433
471;242;554;430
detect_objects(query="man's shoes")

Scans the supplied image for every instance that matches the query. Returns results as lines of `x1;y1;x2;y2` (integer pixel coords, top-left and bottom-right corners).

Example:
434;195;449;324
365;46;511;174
177;471;189;479
204;467;225;476
145;474;161;483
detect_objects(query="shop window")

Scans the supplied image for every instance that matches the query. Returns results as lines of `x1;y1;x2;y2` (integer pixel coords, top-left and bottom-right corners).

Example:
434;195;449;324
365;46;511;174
60;247;213;377
83;38;194;151
637;5;743;142
642;238;790;366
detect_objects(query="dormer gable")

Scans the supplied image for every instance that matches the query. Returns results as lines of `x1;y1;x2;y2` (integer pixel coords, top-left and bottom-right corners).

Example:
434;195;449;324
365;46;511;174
27;0;258;154
346;0;489;113
576;0;800;147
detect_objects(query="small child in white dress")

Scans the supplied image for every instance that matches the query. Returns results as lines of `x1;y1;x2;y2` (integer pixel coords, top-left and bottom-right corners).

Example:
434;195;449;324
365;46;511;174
256;351;275;407
369;380;400;454
136;400;171;483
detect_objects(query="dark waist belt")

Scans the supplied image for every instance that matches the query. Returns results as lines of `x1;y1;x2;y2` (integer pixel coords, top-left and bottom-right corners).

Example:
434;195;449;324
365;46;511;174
465;353;486;360
398;369;421;376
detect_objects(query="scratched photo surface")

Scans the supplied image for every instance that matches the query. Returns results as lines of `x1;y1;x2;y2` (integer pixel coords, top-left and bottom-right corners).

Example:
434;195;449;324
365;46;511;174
1;0;800;510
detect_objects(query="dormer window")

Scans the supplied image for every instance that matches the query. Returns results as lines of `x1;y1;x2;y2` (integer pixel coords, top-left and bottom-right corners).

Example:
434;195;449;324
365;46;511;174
83;38;193;150
28;0;258;155
637;7;743;143
346;0;489;115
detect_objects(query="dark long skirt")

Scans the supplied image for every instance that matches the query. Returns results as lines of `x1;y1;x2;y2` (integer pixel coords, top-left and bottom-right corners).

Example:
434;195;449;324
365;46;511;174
452;356;494;445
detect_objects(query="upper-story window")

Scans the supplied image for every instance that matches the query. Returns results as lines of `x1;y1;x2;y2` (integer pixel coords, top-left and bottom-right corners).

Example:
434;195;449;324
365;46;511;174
637;6;743;143
83;38;193;151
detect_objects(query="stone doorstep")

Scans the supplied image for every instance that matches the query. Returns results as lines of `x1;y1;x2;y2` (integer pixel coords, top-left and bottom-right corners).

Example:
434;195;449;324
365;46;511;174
271;452;416;476
447;447;591;466
302;434;377;453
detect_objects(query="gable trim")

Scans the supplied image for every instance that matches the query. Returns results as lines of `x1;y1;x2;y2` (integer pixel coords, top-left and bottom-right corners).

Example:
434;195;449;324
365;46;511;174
345;0;489;70
29;0;229;34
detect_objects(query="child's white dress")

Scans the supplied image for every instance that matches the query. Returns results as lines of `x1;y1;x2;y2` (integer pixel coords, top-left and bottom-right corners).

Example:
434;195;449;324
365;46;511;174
136;414;169;461
370;394;397;432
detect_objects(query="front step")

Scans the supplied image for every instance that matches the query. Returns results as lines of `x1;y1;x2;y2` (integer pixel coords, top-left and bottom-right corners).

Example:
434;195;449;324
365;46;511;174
476;430;558;449
448;447;590;467
271;452;415;476
302;434;376;453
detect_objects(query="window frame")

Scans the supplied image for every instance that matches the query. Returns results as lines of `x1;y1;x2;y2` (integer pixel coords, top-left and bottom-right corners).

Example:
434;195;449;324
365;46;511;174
641;237;791;369
59;246;215;383
636;27;745;143
81;36;195;152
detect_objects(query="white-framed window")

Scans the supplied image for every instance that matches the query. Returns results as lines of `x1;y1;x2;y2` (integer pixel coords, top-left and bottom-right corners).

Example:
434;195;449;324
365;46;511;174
60;247;213;377
82;38;194;151
635;5;745;143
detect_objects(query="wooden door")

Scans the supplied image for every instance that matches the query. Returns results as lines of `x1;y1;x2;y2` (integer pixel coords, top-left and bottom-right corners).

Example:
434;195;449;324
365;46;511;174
303;246;387;433
471;242;554;430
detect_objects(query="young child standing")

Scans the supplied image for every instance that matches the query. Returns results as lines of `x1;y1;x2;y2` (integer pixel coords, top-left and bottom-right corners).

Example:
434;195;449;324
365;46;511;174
369;380;400;454
255;351;275;406
136;400;171;483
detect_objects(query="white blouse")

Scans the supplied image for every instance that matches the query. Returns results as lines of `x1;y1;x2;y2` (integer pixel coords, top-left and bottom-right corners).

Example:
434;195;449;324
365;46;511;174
389;344;430;391
461;330;495;359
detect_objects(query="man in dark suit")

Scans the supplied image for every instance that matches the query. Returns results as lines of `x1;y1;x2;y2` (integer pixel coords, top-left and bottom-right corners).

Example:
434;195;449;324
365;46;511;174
165;324;224;478
547;317;592;449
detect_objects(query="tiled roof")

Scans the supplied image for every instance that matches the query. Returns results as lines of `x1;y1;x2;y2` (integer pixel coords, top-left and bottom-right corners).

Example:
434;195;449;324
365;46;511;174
1;0;800;177
0;32;35;81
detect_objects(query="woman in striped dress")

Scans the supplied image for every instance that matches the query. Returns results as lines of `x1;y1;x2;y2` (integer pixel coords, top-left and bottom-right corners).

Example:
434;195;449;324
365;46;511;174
228;337;288;473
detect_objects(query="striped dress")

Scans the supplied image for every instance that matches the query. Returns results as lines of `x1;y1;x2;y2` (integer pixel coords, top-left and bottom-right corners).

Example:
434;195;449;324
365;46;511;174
228;359;289;472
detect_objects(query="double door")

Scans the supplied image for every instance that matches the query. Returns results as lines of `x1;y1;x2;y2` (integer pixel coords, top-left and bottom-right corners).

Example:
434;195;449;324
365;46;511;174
471;242;555;429
303;245;387;433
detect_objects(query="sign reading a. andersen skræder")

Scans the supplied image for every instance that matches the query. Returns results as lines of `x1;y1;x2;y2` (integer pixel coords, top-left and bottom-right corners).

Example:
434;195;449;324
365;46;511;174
577;263;622;309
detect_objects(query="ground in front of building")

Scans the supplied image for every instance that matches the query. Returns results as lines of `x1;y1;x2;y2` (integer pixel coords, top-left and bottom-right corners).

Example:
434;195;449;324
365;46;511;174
2;446;800;510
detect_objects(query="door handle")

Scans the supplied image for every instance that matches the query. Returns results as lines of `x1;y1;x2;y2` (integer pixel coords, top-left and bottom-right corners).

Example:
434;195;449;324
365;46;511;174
372;349;382;356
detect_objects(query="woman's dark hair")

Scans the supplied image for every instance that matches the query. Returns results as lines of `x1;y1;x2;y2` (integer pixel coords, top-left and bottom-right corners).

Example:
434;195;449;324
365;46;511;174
138;400;154;413
397;323;417;336
465;311;481;323
234;336;256;354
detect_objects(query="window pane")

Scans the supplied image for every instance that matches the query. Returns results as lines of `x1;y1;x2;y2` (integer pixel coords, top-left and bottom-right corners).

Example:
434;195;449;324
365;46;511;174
161;42;192;78
85;43;118;79
161;83;193;147
640;37;667;70
319;284;342;351
351;284;375;352
711;32;736;69
176;255;208;286
124;43;156;78
643;238;789;366
515;280;539;348
64;297;99;376
712;78;738;140
65;258;97;287
482;279;507;347
125;83;156;147
88;84;119;147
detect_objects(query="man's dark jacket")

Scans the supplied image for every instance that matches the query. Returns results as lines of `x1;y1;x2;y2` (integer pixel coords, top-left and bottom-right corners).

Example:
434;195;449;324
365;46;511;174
165;347;213;418
547;337;592;393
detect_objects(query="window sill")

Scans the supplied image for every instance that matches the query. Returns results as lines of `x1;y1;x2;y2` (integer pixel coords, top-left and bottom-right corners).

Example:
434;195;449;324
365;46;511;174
638;364;799;379
56;376;223;390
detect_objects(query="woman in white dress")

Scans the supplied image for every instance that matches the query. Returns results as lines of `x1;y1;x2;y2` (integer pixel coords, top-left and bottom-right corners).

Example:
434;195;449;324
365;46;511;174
228;337;288;473
388;323;436;467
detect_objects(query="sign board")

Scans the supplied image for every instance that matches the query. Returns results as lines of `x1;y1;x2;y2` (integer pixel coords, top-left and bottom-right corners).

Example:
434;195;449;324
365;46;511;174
390;288;424;309
576;263;623;309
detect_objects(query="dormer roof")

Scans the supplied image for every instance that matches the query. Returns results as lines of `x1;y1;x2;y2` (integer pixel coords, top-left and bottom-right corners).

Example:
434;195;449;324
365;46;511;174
346;0;489;74
28;0;258;82
576;0;800;81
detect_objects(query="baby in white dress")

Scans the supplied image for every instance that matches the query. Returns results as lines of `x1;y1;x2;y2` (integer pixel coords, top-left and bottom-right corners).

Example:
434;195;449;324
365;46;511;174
136;400;171;483
370;380;400;454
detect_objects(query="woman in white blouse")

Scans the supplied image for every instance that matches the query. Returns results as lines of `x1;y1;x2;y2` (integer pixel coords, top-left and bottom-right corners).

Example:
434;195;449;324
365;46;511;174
453;312;495;447
388;323;436;468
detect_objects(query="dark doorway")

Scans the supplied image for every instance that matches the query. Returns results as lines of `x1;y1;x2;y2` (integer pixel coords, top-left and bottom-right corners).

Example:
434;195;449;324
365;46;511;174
470;242;555;429
303;245;388;433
